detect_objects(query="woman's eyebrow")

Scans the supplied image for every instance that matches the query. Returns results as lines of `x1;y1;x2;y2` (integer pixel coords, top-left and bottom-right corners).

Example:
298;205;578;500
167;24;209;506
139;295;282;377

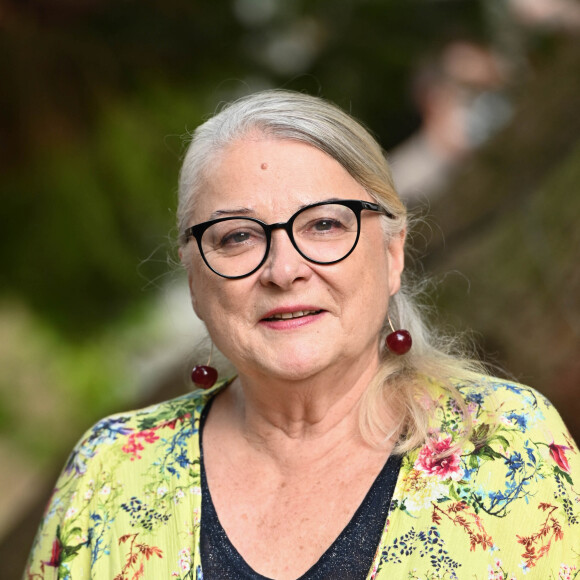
208;197;343;220
209;207;254;219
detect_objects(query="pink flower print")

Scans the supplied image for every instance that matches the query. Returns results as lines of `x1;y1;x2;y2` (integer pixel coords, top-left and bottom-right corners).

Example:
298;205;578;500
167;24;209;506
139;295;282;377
43;538;62;568
559;563;577;580
415;435;464;481
549;442;571;473
122;429;160;460
178;547;192;573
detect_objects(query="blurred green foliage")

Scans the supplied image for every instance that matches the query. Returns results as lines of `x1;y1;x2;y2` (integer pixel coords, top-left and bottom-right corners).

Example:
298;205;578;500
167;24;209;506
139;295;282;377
2;87;201;335
0;0;484;337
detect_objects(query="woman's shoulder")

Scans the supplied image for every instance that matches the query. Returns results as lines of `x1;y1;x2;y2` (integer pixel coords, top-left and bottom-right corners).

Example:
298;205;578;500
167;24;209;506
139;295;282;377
65;379;230;476
383;374;579;578
88;385;210;431
456;374;555;415
425;373;576;458
25;383;231;576
454;374;565;432
88;378;230;432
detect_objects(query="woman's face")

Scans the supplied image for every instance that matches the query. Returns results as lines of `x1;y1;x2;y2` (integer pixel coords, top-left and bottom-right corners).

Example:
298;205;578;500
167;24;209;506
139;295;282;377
183;136;405;382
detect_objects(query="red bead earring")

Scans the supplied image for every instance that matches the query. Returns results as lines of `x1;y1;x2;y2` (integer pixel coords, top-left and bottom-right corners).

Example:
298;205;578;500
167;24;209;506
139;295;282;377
385;315;412;355
191;343;218;388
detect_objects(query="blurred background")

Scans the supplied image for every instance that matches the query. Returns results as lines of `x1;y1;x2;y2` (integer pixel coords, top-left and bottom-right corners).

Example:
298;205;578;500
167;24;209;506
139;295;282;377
1;0;579;576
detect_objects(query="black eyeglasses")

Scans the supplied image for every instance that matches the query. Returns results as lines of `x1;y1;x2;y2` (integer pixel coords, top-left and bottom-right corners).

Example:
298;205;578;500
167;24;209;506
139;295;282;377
183;199;394;279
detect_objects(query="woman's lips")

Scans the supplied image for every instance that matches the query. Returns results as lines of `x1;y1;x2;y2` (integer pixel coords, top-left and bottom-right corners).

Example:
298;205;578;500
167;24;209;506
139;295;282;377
260;307;325;328
263;309;321;321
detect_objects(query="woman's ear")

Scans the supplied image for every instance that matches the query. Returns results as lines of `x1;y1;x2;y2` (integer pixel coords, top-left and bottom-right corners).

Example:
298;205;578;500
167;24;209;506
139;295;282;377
388;228;406;296
187;272;203;321
180;247;204;321
188;282;205;322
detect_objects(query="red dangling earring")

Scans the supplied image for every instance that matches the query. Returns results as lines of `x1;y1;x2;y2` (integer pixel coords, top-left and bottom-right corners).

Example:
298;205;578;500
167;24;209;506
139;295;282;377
385;315;412;355
191;342;218;388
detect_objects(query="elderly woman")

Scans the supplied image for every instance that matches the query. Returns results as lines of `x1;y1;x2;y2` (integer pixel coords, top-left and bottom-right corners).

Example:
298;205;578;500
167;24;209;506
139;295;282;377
26;91;578;579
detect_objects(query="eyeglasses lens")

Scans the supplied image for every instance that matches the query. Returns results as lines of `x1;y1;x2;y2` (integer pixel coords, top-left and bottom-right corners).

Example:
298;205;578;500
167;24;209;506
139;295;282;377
293;203;358;263
201;219;266;278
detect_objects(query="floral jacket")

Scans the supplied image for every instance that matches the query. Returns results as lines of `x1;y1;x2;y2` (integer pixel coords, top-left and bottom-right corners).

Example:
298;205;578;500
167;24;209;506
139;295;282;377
25;376;579;580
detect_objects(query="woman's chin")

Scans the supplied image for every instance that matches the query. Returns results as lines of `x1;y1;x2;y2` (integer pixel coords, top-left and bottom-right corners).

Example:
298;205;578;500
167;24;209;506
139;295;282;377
259;364;322;383
255;349;360;385
237;352;331;384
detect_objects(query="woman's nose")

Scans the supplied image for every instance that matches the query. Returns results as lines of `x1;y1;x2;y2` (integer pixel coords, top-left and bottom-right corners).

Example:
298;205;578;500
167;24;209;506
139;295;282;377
258;229;312;289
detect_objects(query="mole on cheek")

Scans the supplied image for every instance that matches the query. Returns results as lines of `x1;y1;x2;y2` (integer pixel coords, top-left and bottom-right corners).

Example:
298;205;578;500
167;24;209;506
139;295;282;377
260;162;268;170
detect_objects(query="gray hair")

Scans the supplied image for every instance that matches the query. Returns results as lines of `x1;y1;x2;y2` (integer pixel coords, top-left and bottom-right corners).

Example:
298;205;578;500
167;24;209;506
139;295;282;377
177;90;406;240
177;89;482;452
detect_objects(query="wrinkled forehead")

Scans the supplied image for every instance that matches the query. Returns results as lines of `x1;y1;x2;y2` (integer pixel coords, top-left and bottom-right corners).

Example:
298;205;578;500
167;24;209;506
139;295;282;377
190;136;370;224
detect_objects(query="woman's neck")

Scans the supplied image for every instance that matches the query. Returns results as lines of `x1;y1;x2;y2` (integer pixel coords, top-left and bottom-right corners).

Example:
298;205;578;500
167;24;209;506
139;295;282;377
211;352;393;466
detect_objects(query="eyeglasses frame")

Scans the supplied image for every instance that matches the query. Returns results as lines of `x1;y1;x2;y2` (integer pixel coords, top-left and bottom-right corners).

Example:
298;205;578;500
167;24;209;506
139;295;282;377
183;199;395;279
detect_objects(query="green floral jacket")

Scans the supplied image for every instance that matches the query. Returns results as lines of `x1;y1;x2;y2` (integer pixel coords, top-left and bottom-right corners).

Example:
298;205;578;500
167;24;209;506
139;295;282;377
25;376;580;579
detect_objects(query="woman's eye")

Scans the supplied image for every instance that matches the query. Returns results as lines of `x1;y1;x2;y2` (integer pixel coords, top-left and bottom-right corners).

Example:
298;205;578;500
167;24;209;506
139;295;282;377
220;230;254;246
314;219;333;231
311;219;344;233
